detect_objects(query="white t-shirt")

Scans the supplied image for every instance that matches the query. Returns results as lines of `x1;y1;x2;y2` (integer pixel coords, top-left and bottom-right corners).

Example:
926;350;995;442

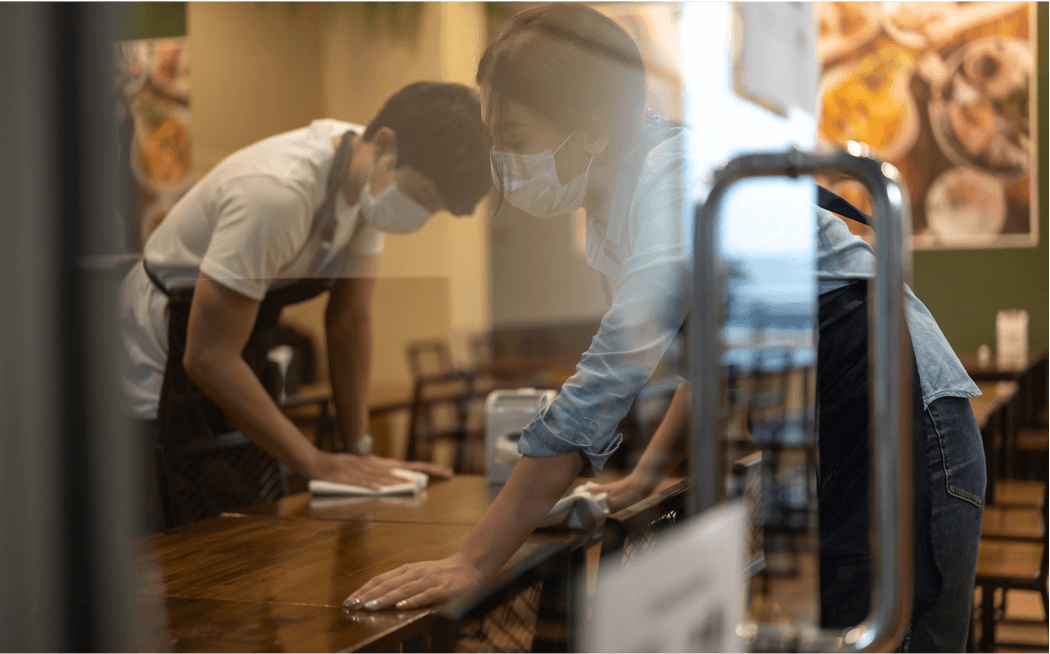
119;119;384;420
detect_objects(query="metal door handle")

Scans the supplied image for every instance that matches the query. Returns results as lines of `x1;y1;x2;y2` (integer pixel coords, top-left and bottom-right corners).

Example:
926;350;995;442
689;144;914;652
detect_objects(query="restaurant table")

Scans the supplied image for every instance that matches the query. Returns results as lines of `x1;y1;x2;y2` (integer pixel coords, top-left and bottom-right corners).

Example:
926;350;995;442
144;514;598;652
148;470;669;652
958;348;1048;427
969;381;1019;506
226;474;683;526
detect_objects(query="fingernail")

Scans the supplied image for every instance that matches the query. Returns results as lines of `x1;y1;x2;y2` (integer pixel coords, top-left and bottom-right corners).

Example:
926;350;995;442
395;600;408;609
364;600;381;611
343;597;360;610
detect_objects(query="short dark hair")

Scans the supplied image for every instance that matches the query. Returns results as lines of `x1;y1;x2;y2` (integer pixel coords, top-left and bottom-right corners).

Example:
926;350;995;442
364;81;491;217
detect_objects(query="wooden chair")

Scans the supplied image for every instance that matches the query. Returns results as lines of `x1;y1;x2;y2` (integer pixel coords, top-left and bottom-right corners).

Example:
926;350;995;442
431;533;600;653
1014;426;1049;480
404;339;483;473
981;505;1045;543
407;338;456;378
973;487;1049;652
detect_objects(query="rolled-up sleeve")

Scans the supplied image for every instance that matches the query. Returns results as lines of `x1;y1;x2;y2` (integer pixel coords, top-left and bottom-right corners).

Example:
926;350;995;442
518;148;695;477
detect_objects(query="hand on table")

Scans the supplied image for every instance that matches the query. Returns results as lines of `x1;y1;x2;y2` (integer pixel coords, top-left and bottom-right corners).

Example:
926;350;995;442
344;553;484;611
313;452;454;490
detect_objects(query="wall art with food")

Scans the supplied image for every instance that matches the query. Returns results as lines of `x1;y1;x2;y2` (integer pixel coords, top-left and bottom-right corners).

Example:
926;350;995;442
115;37;191;252
817;2;1036;250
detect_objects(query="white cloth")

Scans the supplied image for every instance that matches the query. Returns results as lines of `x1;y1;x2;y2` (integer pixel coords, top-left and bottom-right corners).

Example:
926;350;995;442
119;119;385;420
308;469;429;496
538;481;611;531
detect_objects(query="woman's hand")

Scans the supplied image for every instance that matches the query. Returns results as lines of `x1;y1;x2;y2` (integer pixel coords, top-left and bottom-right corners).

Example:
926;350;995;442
344;552;485;611
312;452;453;489
592;471;657;513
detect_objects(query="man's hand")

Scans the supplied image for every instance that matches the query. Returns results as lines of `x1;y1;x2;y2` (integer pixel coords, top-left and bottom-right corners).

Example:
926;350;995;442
343;552;484;611
311;452;453;489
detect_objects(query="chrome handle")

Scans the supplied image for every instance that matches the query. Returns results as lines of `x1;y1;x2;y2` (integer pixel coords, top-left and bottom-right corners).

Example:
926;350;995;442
688;145;914;652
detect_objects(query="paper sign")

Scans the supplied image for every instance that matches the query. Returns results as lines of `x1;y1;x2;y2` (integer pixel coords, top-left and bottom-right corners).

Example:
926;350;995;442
733;3;818;117
588;501;747;653
996;309;1029;369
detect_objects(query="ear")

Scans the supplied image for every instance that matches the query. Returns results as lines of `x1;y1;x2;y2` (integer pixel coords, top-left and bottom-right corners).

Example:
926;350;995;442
372;126;399;160
580;130;611;156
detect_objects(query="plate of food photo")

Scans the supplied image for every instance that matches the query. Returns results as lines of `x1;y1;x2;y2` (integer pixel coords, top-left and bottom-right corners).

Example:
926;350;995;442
819;43;920;164
115;40;150;100
149;39;190;103
129;93;192;196
880;2;951;50
817;3;881;64
925;165;1007;245
928;36;1031;181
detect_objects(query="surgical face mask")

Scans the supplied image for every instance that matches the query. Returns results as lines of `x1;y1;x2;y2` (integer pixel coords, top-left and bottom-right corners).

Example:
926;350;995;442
490;131;593;219
359;180;433;234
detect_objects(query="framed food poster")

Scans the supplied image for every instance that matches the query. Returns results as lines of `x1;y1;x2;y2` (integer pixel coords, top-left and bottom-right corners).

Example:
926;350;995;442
817;2;1037;250
115;37;191;252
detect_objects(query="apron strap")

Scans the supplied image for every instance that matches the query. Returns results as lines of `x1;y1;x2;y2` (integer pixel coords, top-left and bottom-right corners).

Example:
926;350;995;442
817;184;872;226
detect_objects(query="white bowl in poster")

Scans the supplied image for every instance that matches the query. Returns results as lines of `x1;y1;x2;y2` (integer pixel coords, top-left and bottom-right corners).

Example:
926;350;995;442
925;166;1007;245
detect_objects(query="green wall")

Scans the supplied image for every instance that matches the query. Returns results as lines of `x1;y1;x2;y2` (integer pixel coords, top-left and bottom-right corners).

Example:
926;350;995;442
912;3;1048;354
117;2;186;41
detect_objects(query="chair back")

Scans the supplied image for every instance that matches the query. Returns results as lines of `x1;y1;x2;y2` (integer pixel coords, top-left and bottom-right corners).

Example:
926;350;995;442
407;339;455;378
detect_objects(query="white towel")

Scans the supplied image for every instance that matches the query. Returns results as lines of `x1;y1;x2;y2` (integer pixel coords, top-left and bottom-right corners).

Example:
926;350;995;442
308;468;429;496
538;481;611;531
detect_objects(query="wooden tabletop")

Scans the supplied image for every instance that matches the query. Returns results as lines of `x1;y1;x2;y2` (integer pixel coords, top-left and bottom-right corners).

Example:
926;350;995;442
225;475;495;525
225;473;659;526
968;380;1019;431
145;514;590;652
956;348;1049;382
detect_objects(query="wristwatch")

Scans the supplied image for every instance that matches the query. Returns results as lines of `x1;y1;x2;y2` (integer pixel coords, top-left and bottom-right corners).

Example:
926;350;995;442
349;434;375;456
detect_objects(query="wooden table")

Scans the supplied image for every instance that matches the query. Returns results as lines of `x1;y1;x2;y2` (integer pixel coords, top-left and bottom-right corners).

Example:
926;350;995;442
226;475;495;525
958;348;1048;427
147;472;618;652
970;381;1019;505
227;473;672;527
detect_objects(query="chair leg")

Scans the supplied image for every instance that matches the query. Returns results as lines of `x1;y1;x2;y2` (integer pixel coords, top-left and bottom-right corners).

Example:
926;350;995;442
278;462;290;497
980;585;996;652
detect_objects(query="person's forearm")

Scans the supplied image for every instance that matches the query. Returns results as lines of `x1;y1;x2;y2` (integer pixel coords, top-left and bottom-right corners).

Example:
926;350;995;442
186;354;321;477
459;452;583;578
633;382;689;487
327;314;371;449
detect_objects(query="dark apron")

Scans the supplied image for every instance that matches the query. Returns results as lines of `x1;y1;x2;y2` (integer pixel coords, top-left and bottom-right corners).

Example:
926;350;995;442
146;130;355;528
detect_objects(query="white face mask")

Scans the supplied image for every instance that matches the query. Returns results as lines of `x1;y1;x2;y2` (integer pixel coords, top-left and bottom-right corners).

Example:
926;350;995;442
490;131;593;219
359;180;433;234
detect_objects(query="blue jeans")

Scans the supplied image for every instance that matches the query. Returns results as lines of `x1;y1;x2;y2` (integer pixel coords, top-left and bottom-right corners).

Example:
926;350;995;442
817;283;985;651
905;396;986;652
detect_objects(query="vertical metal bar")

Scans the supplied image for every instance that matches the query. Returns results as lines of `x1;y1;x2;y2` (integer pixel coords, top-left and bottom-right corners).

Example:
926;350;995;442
688;186;725;516
690;147;913;651
0;4;137;651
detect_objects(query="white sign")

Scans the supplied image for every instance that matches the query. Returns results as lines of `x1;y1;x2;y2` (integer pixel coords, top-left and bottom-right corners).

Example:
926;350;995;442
733;3;818;117
996;309;1029;369
588;501;747;653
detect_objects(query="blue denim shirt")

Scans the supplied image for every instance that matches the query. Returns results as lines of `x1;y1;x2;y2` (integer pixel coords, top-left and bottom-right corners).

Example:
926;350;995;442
518;128;980;477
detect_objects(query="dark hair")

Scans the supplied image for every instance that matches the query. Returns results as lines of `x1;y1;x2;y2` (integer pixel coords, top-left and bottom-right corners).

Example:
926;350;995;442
477;3;647;180
364;81;491;216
